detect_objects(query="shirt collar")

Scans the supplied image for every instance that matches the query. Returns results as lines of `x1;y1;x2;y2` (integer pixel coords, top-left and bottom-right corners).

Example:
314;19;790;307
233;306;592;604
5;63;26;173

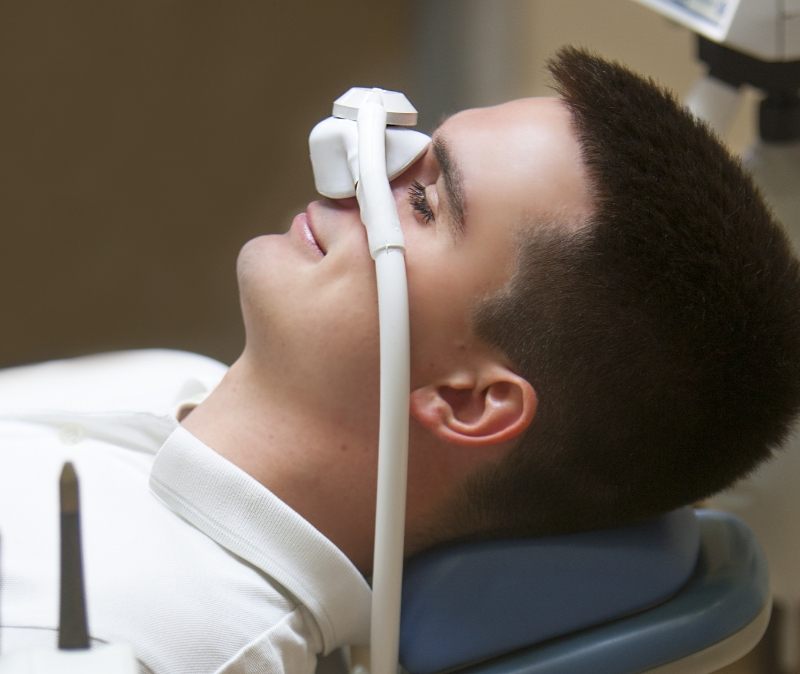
149;425;372;652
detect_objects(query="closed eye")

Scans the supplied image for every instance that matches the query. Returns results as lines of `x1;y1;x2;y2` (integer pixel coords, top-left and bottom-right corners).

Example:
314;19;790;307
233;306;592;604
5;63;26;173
409;180;435;224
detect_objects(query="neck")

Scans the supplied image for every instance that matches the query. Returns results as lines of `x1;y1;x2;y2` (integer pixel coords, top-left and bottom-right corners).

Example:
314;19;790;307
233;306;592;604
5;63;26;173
181;352;378;573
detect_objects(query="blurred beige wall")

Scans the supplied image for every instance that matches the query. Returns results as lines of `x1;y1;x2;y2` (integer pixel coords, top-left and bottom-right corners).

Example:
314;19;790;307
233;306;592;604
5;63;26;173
0;1;412;368
521;0;759;154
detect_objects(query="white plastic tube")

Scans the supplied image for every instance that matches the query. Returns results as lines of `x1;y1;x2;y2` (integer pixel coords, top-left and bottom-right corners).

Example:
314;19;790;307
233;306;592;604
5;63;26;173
356;90;410;674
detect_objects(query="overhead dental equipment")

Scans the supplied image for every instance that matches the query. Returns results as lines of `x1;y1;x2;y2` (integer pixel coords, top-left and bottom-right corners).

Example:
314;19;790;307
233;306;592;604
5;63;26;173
309;88;430;674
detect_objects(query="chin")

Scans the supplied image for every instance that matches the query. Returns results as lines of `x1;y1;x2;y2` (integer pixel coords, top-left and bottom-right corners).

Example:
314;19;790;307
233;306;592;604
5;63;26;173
236;235;271;284
235;237;284;333
238;235;299;304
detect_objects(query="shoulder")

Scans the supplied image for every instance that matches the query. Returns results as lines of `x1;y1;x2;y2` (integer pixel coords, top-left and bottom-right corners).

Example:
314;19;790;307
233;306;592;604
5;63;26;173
214;607;321;674
0;349;228;415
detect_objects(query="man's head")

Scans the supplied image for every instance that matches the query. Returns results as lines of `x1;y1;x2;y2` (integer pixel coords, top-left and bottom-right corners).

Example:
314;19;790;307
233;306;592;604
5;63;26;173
453;47;800;541
233;47;800;561
235;71;591;560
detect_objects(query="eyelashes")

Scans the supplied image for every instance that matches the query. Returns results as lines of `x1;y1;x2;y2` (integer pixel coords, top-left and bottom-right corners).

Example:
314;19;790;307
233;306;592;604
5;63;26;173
409;180;435;224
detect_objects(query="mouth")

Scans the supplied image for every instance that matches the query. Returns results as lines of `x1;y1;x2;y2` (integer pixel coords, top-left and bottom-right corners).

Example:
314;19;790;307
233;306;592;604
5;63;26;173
293;211;326;258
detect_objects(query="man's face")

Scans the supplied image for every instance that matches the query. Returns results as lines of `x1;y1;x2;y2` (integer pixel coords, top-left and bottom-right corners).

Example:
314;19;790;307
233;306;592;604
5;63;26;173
236;97;592;437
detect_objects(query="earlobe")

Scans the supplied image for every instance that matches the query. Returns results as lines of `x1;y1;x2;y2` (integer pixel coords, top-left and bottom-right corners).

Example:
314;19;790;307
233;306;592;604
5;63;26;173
410;367;537;447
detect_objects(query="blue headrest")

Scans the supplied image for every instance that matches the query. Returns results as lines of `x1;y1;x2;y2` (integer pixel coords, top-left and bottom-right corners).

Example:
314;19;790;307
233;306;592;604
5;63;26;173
399;507;700;674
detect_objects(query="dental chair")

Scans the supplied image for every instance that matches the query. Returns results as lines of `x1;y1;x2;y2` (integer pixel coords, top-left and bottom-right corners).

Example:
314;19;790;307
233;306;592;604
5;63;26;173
398;508;769;674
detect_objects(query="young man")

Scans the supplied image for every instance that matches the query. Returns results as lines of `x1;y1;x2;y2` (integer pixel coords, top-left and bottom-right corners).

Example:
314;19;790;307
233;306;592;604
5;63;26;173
2;47;799;673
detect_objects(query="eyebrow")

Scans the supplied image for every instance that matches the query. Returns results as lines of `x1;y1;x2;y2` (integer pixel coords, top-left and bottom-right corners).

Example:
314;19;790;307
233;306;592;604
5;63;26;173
431;135;466;238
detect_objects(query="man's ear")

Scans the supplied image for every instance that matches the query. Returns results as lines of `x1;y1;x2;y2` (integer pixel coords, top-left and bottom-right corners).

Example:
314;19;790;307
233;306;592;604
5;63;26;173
410;365;537;447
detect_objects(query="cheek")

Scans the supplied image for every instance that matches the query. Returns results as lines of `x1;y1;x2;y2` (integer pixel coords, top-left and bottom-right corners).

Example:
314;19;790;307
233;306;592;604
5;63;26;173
318;275;380;348
405;254;476;383
302;285;381;423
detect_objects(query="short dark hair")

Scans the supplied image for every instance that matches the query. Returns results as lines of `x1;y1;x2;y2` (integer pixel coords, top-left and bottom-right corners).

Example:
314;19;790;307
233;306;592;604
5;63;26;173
462;47;800;538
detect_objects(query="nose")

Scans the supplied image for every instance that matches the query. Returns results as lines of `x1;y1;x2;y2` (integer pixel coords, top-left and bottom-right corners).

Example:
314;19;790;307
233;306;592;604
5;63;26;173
309;197;361;230
316;197;358;215
324;196;358;211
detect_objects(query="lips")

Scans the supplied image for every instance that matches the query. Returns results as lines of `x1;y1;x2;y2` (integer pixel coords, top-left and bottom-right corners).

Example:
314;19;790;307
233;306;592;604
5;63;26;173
304;218;325;256
293;211;325;257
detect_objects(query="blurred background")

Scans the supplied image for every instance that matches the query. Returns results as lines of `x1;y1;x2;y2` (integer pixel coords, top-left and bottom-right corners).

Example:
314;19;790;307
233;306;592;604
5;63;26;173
0;0;758;370
0;1;791;672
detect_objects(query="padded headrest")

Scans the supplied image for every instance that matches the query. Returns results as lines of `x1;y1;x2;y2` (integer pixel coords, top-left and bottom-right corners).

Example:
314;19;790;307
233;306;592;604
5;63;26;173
399;507;700;674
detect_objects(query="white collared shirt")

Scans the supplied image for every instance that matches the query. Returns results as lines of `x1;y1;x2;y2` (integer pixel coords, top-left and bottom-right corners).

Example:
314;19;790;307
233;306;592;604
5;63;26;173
0;350;371;673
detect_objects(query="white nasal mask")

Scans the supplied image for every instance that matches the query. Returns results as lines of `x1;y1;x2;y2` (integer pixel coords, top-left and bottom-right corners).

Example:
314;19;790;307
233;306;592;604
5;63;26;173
309;88;431;200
